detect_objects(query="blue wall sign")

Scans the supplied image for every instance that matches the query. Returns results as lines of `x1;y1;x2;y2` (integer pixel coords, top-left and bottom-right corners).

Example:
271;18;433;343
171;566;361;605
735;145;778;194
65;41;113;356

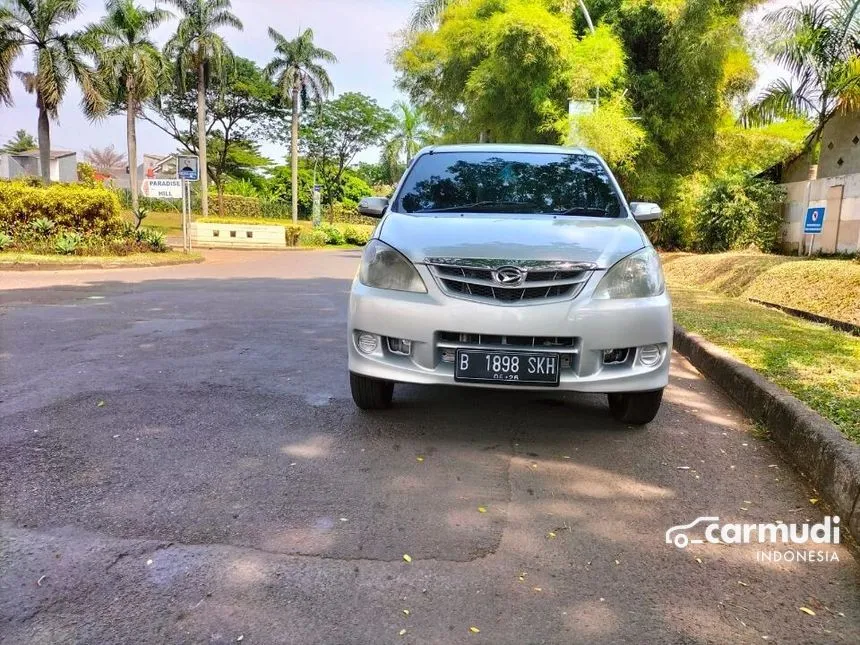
804;207;825;234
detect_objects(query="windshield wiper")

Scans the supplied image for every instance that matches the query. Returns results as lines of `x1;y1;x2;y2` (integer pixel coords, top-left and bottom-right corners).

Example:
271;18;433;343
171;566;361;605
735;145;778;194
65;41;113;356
551;207;610;217
416;201;543;213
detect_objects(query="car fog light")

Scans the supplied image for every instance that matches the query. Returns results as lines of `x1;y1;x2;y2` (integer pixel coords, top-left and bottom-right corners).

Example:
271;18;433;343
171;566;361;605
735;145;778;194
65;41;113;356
603;348;630;364
441;348;455;363
639;344;661;366
357;332;379;354
387;337;412;356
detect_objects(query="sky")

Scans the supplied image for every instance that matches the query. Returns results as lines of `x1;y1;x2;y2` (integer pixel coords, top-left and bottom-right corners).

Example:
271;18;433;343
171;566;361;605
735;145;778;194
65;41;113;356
1;0;790;167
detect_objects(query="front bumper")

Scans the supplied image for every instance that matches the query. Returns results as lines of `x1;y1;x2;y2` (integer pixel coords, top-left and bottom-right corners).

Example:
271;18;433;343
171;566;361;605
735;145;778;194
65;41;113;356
348;267;673;393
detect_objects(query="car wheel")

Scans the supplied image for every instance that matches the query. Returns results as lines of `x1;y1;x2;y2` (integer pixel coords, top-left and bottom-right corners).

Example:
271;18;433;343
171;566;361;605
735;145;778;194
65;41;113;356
349;372;394;410
607;389;664;425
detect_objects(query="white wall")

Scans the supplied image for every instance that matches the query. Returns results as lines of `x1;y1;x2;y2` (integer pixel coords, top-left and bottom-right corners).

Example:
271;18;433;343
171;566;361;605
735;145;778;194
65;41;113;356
781;173;860;253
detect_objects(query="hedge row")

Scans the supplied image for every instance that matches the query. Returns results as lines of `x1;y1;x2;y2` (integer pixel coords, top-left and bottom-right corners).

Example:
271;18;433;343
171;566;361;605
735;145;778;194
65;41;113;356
0;180;123;236
325;202;379;227
662;252;860;325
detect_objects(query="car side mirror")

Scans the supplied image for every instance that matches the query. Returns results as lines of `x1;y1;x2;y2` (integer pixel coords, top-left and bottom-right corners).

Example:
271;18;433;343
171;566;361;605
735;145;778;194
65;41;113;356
358;197;390;218
630;202;662;222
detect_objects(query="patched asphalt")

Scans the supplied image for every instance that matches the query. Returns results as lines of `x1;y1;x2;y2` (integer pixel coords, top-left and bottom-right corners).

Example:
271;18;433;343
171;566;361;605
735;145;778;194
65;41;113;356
1;250;858;644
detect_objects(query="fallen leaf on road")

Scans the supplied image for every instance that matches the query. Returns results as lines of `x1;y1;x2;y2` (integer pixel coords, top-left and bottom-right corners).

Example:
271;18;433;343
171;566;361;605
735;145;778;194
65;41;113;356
546;531;556;539
614;559;620;565
809;498;819;504
477;506;487;513
97;400;105;407
403;554;412;563
399;628;407;636
738;581;748;587
469;627;480;633
799;607;816;616
146;559;153;566
676;466;690;470
236;636;243;643
339;517;348;522
36;575;46;587
533;587;542;592
416;456;424;462
695;557;703;564
403;609;410;616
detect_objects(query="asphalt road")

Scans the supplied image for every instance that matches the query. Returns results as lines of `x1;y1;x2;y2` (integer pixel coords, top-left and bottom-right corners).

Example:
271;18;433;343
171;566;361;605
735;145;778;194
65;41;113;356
1;250;858;644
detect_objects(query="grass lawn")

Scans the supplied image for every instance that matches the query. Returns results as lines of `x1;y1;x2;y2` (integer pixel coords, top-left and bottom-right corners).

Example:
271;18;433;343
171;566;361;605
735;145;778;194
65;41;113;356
122;210;183;235
0;250;201;268
670;285;860;443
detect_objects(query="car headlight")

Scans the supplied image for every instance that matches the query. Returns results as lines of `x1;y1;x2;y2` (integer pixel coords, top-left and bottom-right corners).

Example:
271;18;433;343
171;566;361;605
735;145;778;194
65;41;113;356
593;247;665;299
359;239;427;293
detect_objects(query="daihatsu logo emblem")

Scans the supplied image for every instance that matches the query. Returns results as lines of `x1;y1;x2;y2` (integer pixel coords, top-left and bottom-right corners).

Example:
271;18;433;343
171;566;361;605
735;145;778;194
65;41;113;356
493;266;524;286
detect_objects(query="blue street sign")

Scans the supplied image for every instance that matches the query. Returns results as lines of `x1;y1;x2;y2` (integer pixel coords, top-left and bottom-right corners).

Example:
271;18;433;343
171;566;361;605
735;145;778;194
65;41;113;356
804;206;825;234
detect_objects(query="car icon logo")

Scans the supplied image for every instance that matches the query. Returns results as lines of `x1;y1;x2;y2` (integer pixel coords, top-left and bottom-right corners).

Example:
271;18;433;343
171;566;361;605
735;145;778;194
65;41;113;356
493;266;524;286
665;516;720;549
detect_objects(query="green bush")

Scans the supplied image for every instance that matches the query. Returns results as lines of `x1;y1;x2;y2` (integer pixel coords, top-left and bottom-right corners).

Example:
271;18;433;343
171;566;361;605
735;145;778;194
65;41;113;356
343;225;371;246
319;224;345;245
693;176;785;253
30;217;56;237
114;188;180;213
260;200;295;220
0;180;123;237
55;232;83;255
285;225;302;247
300;229;328;247
208;193;262;218
0;231;12;250
77;162;98;187
326;201;379;226
142;228;167;252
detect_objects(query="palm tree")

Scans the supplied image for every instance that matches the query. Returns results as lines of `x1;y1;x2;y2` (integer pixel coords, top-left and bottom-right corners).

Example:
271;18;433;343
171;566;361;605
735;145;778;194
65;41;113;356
409;0;455;31
745;0;860;178
164;0;242;218
91;0;171;210
265;28;336;223
0;0;107;183
384;101;432;180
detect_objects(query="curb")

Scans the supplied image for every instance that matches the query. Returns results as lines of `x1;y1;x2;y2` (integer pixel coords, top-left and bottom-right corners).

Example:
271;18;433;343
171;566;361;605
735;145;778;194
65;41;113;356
0;256;204;271
746;298;859;336
673;324;860;540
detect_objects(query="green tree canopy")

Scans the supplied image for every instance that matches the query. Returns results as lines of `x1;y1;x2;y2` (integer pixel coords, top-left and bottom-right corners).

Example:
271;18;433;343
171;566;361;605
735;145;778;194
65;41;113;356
300;92;396;204
1;129;37;153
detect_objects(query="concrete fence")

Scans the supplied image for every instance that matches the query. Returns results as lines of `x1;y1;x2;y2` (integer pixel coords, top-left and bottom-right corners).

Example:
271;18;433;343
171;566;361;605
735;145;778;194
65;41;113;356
781;173;860;254
190;222;286;249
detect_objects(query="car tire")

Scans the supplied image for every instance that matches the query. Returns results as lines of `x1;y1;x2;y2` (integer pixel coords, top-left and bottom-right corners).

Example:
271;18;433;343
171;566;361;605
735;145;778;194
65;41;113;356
607;389;663;425
350;372;394;410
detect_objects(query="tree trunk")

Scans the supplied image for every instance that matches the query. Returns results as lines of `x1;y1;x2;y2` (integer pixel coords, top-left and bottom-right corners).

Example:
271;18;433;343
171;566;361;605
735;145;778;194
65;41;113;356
197;57;208;219
127;97;139;211
37;91;51;184
291;83;300;225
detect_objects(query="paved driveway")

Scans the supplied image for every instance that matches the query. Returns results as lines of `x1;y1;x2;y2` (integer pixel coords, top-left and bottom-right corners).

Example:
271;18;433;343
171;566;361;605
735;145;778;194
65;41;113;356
1;250;858;644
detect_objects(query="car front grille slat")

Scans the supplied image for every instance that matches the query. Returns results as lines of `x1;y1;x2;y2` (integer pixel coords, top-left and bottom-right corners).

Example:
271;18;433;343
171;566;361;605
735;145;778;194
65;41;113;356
437;331;579;353
426;258;595;305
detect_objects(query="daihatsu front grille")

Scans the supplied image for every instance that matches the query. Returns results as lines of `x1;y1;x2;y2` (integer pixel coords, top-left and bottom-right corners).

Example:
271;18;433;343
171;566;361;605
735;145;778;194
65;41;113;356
425;258;595;304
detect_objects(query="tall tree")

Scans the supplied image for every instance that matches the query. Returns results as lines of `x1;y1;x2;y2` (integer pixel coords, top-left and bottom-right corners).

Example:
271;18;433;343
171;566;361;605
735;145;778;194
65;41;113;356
409;0;455;30
85;143;126;172
142;57;284;213
265;27;337;223
1;128;36;153
0;0;106;182
301;92;395;206
744;0;860;178
164;0;242;218
384;101;432;171
91;0;171;210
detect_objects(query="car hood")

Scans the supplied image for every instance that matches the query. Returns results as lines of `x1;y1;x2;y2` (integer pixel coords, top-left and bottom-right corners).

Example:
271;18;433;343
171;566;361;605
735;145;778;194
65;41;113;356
378;211;648;268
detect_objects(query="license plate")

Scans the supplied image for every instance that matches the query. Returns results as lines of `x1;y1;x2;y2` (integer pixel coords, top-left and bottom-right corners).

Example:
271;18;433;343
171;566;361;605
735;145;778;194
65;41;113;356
454;349;560;386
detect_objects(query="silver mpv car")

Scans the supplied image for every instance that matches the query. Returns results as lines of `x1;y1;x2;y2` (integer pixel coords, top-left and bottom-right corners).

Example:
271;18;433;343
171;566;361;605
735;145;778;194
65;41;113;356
348;144;672;425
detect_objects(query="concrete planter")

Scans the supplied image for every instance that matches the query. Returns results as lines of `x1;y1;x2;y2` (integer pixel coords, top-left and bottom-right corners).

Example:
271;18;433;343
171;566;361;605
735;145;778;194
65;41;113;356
190;222;286;249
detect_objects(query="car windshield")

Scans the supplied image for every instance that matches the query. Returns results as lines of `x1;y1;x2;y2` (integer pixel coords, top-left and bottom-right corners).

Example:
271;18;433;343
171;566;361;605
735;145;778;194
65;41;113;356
396;151;623;217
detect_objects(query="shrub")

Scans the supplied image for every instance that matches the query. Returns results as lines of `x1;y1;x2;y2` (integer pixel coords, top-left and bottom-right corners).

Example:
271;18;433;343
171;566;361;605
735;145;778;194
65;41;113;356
319;224;345;245
55;232;83;255
208;193;262;218
0;180;123;237
114;188;180;213
285;225;302;247
326;201;379;226
300;229;328;247
693;176;785;253
142;228;167;252
77;162;98;187
260;200;295;220
31;217;56;237
0;231;11;250
343;225;371;246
